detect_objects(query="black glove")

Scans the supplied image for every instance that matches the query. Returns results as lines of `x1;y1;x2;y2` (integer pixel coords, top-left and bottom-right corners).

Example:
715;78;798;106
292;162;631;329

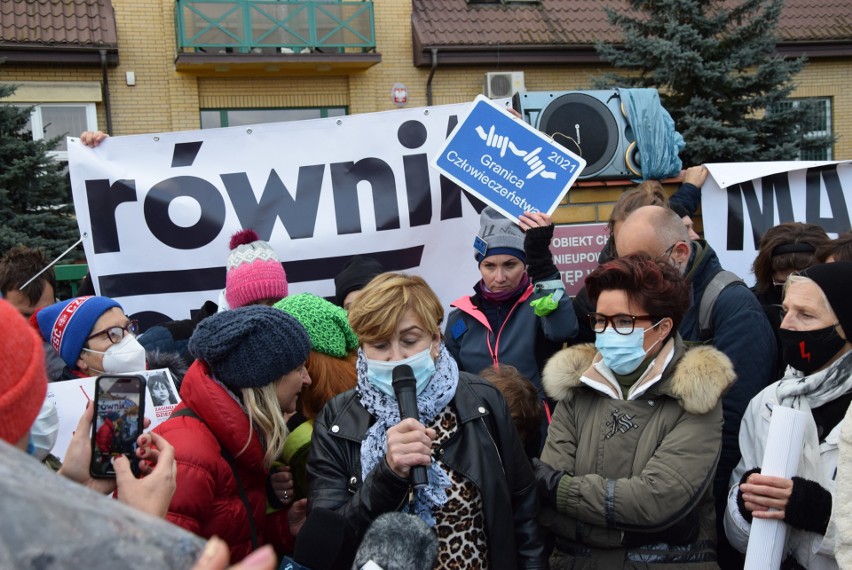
532;457;566;507
524;224;558;282
785;476;832;535
736;467;761;523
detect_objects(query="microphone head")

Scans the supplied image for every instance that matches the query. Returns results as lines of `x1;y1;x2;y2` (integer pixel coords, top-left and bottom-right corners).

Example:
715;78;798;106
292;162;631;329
391;364;416;393
353;512;438;570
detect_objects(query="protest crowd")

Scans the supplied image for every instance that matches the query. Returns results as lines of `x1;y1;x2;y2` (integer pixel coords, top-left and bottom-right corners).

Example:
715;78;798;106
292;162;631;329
3;130;852;570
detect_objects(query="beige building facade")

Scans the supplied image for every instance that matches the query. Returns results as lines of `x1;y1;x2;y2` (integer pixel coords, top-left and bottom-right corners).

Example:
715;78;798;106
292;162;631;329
1;0;849;227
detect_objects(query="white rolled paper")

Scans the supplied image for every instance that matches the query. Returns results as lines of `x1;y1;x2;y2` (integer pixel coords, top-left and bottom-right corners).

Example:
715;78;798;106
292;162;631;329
744;405;809;570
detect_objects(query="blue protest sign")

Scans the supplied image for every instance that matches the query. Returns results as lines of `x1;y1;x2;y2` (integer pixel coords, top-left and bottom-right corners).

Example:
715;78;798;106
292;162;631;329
432;95;586;223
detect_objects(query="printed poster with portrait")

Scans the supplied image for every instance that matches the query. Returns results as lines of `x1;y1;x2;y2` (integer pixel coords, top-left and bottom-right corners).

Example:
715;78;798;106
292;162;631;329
46;368;181;462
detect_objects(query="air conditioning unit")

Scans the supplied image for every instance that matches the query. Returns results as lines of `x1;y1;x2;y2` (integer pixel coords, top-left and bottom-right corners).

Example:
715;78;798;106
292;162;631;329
484;72;525;99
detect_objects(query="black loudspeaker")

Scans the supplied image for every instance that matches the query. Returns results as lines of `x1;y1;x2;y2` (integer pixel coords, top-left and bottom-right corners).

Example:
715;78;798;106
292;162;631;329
512;90;640;180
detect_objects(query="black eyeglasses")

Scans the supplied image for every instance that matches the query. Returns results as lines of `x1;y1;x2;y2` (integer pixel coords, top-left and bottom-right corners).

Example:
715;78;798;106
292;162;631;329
656;242;682;263
86;320;139;344
589;313;658;335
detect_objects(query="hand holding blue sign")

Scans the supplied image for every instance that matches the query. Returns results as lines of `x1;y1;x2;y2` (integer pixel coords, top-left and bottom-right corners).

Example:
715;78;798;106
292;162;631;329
433;95;586;223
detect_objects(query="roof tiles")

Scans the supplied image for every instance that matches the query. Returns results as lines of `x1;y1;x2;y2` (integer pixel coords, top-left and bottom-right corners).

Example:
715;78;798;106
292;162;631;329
413;0;852;48
0;0;117;47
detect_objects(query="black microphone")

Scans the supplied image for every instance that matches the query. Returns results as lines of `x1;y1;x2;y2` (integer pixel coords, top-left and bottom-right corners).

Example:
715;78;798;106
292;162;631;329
391;364;429;490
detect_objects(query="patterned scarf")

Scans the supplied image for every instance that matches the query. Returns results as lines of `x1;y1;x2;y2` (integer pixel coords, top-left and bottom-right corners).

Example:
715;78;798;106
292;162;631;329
357;343;458;526
776;349;852;411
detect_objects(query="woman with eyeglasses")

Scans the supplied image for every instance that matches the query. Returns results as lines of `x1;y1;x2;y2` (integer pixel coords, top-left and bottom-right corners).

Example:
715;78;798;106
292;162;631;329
33;296;187;383
533;253;735;569
725;262;852;569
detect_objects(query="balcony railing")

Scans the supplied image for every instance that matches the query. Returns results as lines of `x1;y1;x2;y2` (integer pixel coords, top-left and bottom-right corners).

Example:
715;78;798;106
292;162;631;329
175;0;376;54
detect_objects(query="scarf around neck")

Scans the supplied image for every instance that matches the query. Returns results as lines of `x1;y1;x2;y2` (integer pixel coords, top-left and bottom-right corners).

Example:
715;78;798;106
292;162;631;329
776;349;852;411
356;343;459;526
479;272;530;304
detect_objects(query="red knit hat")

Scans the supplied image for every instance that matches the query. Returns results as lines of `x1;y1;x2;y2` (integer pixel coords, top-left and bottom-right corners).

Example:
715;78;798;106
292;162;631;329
0;299;48;445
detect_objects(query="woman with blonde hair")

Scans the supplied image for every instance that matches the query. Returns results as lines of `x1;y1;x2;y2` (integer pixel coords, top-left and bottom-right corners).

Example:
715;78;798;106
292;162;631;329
308;272;546;569
154;305;312;562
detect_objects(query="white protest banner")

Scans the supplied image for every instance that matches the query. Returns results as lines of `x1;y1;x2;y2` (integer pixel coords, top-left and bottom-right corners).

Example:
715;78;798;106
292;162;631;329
68;103;484;325
432;95;586;224
702;161;852;286
47;369;180;462
551;223;609;296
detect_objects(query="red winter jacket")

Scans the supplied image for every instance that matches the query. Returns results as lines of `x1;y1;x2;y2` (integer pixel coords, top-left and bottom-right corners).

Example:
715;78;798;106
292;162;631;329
154;360;293;561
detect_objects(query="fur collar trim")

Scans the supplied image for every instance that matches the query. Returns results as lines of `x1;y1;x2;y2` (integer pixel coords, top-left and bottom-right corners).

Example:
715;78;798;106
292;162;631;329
542;341;735;415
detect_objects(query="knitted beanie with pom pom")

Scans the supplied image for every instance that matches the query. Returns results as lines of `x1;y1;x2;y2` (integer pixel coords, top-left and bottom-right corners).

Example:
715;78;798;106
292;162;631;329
225;229;288;309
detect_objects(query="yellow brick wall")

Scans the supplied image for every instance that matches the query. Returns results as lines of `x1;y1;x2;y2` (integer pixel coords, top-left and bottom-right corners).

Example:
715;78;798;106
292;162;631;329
1;0;847;230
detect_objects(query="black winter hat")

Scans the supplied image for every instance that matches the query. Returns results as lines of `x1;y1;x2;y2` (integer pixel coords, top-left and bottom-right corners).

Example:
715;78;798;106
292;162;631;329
188;305;311;389
334;256;385;307
801;261;852;339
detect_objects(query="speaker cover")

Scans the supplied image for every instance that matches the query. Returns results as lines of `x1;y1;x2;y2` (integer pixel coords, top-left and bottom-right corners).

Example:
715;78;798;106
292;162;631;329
512;90;638;180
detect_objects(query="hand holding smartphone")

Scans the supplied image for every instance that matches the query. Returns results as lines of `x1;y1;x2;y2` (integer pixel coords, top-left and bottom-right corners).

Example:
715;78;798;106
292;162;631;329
90;374;146;478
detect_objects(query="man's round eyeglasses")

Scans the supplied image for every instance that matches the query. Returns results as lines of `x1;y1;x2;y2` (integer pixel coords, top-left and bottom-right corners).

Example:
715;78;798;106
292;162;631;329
87;320;139;344
589;313;657;335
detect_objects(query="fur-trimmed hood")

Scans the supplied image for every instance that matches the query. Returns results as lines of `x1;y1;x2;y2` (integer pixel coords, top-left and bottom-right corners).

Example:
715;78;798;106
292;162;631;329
542;339;735;415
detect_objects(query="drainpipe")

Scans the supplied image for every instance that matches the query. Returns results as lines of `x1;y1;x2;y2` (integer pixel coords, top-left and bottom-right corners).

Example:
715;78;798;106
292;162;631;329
425;48;438;106
99;49;113;135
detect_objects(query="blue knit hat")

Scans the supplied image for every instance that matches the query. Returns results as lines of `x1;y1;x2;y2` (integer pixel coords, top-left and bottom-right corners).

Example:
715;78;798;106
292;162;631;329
188;305;312;390
35;296;122;369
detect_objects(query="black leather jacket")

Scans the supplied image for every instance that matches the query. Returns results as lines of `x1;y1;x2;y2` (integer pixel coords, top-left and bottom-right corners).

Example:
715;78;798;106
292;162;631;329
306;372;548;569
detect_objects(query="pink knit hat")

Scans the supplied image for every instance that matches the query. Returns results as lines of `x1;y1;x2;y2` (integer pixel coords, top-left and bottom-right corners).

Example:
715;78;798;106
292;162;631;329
0;300;47;445
225;229;288;309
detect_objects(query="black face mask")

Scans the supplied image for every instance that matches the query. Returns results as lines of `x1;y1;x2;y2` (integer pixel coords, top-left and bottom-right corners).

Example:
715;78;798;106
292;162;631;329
779;325;847;375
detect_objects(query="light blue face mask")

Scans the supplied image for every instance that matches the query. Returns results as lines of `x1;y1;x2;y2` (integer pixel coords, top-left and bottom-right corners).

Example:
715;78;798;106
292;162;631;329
594;323;662;375
366;346;436;397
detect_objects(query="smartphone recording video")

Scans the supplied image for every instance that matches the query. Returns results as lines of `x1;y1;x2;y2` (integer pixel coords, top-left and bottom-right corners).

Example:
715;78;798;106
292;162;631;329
90;374;146;478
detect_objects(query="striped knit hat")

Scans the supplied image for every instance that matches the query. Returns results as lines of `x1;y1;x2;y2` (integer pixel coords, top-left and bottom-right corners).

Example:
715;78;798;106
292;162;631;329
225;229;288;309
34;296;121;369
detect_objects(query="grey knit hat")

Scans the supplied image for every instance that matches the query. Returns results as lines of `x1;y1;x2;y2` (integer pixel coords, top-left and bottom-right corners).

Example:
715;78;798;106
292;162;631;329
475;207;526;263
188;305;311;389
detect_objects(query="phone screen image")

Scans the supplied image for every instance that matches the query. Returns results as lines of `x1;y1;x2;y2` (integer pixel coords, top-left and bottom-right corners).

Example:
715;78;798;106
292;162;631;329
90;375;146;478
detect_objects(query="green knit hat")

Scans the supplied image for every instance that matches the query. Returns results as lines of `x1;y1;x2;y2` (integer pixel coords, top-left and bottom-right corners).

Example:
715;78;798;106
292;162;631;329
274;293;359;358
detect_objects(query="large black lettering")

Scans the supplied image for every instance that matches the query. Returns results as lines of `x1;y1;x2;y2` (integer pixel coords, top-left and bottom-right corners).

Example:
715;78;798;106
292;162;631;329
439;115;486;220
143;176;226;249
399;120;432;227
85;179;138;254
726;173;794;250
221;166;324;240
330;158;400;234
805;165;851;233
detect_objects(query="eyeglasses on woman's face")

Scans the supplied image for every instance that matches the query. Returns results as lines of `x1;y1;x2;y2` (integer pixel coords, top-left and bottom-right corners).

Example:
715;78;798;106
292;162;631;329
589;313;657;335
86;319;139;345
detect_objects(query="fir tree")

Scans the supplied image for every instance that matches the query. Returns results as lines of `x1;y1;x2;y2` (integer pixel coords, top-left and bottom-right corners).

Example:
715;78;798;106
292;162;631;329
0;82;81;259
594;0;820;165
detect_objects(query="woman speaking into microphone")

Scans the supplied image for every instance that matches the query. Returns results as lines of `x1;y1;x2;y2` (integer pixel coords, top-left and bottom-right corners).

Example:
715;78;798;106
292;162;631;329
306;272;546;569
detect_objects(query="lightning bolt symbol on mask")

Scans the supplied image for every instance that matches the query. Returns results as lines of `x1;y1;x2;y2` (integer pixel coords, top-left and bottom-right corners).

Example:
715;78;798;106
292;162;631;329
799;340;812;363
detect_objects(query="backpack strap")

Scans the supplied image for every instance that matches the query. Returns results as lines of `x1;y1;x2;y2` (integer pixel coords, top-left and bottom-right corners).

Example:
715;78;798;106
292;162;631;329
698;270;744;341
170;407;260;550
